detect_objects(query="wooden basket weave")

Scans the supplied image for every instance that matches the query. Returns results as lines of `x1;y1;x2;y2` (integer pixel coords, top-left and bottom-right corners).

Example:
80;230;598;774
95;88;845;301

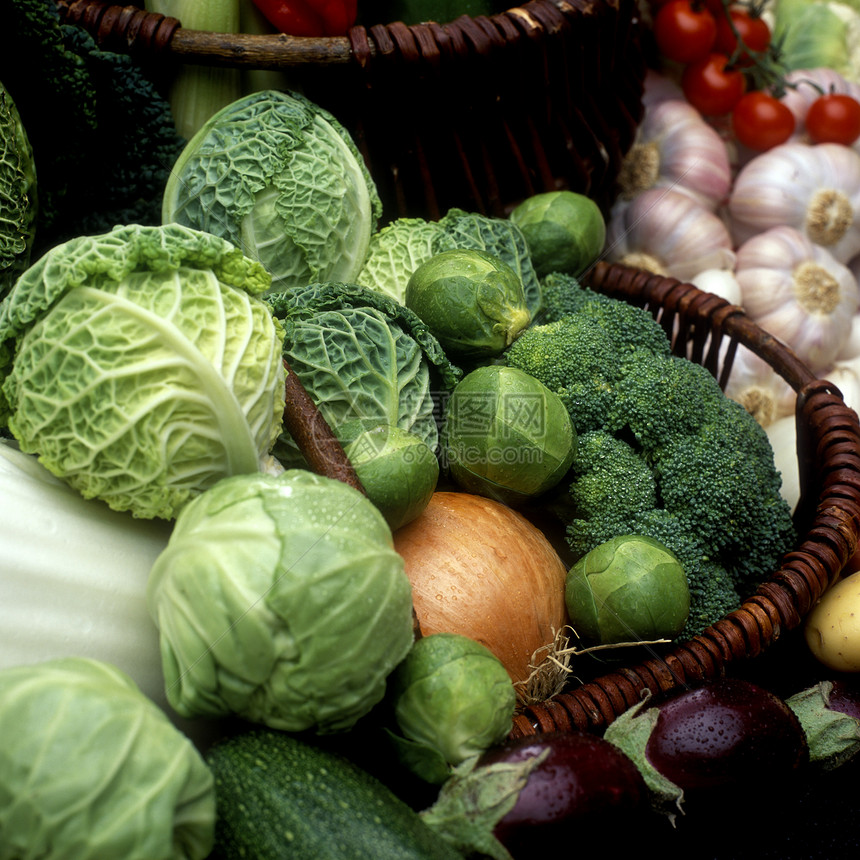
56;0;647;221
507;261;860;738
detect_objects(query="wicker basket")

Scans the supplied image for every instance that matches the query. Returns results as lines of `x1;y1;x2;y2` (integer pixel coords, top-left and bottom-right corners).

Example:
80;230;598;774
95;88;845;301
56;0;647;220
506;262;860;738
54;1;860;740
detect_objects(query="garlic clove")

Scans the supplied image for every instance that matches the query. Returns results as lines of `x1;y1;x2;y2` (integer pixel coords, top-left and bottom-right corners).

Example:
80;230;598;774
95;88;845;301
690;268;743;306
765;415;800;515
723;343;797;429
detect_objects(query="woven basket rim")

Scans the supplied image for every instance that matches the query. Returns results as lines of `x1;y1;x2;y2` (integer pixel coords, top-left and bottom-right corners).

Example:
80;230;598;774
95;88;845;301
56;0;616;67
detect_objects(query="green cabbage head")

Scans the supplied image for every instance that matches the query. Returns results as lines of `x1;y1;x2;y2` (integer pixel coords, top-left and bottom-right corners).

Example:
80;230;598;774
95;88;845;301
147;469;415;734
0;223;286;520
0;657;215;860
162;89;382;293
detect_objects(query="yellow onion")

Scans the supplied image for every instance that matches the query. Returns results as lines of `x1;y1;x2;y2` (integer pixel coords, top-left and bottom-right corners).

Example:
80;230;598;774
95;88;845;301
392;491;569;686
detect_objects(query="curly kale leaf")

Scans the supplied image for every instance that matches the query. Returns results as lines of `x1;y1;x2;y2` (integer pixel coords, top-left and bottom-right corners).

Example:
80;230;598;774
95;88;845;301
0;0;185;255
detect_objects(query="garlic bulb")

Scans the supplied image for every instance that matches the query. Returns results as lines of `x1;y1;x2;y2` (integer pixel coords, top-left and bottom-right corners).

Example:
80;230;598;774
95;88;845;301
836;310;860;363
824;356;860;417
723;343;796;428
690;268;743;306
780;68;860;150
727;142;860;263
735;225;860;373
605;188;736;281
765;415;800;515
616;99;732;210
641;69;684;108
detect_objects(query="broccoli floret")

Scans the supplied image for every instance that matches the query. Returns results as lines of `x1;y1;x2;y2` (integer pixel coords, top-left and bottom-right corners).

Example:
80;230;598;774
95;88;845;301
512;278;797;639
652;398;796;588
611;350;729;450
566;430;657;539
540;273;673;358
503;315;620;433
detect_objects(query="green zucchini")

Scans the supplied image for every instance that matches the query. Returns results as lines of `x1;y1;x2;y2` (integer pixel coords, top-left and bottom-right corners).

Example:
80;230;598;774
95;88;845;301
206;728;463;859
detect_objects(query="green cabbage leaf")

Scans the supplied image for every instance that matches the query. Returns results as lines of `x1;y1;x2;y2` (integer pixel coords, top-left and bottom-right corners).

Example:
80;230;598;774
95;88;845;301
267;282;461;466
162;89;382;293
0;657;215;860
769;0;860;82
0;223;286;519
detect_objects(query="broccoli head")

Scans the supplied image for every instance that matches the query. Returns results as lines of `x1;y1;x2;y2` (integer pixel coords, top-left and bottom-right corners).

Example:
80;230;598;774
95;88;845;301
512;275;797;639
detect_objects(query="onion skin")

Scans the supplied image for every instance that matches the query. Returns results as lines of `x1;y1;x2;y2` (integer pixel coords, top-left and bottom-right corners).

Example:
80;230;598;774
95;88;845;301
392;492;569;685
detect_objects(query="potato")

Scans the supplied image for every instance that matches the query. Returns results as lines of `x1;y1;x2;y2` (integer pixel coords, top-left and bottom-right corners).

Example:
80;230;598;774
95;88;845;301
805;571;860;672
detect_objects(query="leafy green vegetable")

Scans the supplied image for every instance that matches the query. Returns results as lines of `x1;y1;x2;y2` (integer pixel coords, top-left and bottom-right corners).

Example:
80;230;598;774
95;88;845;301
356;208;542;313
770;0;860;82
356;217;446;304
0;223;286;520
0;81;36;298
147;469;415;733
503;274;796;639
0;440;171;706
0;0;186;257
267;281;461;467
387;633;517;784
0;656;215;860
406;249;531;358
565;534;690;645
163;89;382;293
144;0;243;140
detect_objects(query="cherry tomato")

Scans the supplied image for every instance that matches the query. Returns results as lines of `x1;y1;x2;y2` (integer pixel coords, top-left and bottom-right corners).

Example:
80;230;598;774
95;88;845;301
805;93;860;145
713;6;771;65
731;91;796;150
653;0;717;64
681;53;746;116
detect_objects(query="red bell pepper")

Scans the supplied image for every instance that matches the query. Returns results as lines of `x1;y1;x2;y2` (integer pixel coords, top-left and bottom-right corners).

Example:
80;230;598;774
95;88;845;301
251;0;358;36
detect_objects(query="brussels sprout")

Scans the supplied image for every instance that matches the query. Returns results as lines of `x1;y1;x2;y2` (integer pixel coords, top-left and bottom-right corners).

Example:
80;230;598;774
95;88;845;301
344;424;439;530
147;469;415;734
443;365;577;505
565;535;690;645
405;248;531;357
388;632;517;784
0;657;215;860
510;191;606;278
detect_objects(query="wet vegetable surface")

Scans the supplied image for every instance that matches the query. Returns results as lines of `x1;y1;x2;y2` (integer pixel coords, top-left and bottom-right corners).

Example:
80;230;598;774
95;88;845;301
645;678;809;795
478;731;645;855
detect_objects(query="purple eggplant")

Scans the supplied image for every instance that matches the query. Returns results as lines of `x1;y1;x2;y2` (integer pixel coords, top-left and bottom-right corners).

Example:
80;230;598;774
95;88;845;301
787;678;860;770
476;731;646;854
604;678;809;818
